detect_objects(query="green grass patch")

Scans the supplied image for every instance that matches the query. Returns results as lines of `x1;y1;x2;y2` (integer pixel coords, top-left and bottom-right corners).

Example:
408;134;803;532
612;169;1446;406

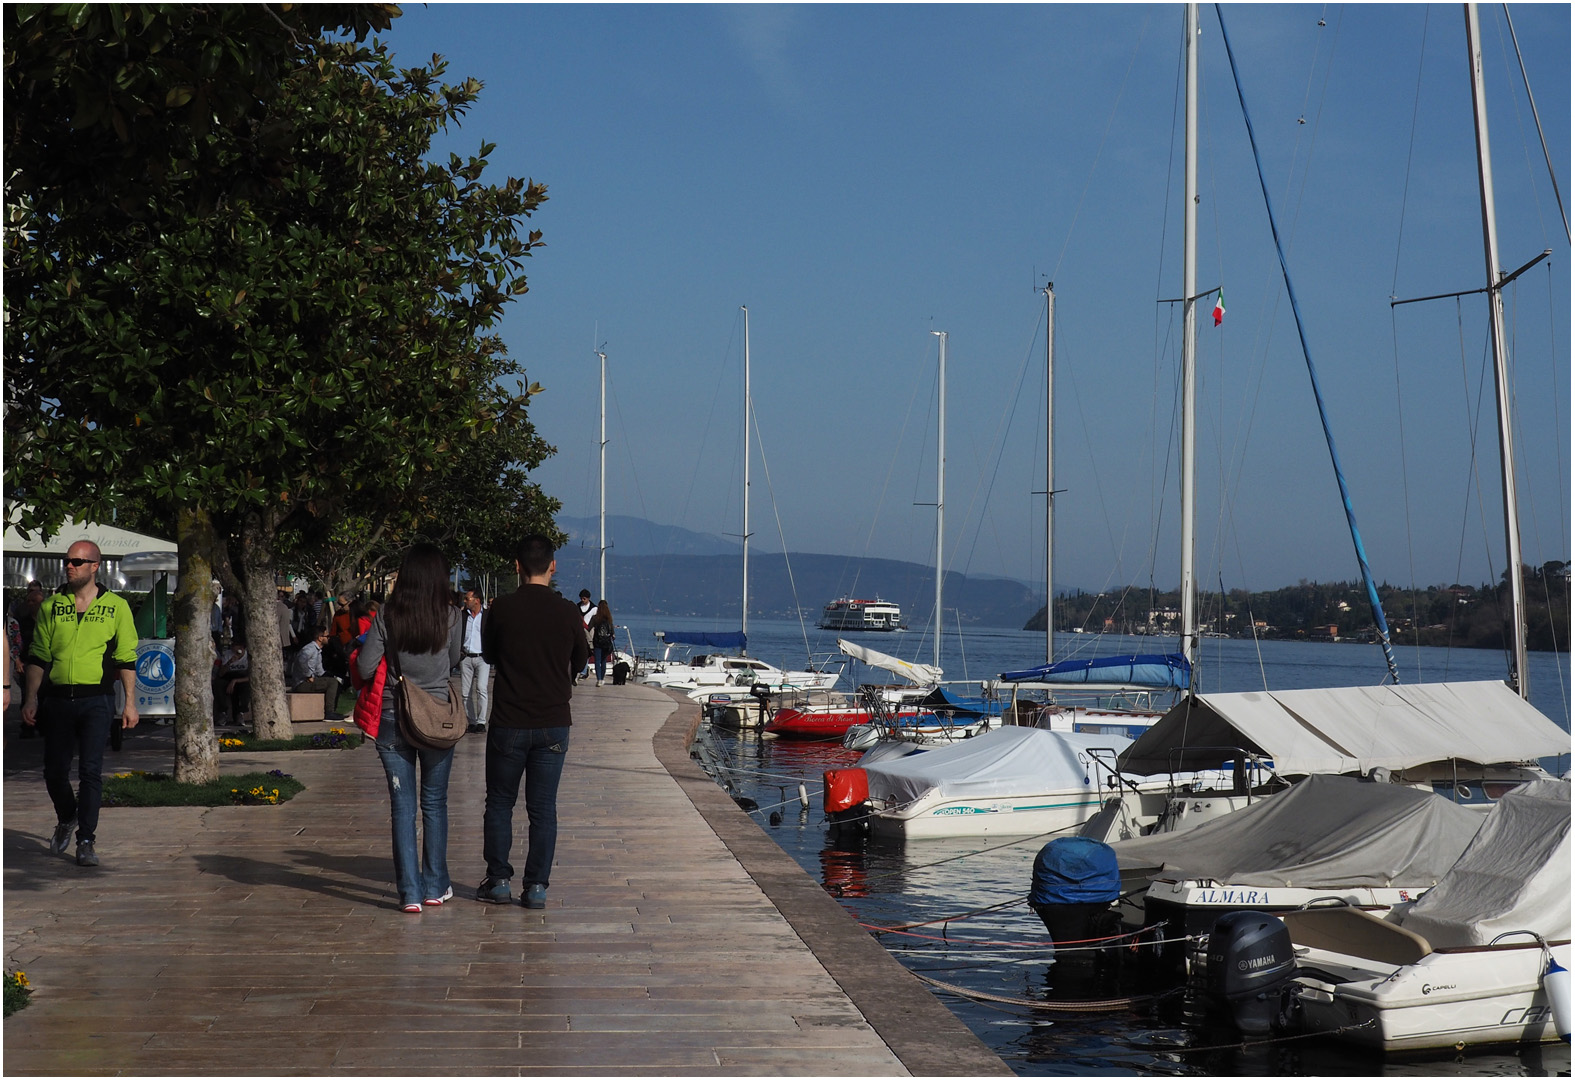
4;971;32;1018
218;727;361;753
103;769;305;807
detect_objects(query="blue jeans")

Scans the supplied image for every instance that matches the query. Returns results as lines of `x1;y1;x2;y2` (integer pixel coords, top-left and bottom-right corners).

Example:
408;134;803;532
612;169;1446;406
374;704;455;906
40;694;114;845
482;725;570;886
594;647;614;682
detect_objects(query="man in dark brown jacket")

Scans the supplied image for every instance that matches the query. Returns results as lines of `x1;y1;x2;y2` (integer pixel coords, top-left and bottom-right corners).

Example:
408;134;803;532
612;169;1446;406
476;534;589;909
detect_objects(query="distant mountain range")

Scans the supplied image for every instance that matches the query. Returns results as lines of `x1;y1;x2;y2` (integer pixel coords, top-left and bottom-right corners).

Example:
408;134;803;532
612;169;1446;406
553;515;1040;628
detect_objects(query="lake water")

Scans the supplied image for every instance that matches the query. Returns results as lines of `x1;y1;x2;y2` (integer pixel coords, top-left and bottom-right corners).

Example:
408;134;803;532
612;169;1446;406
623;615;1571;1077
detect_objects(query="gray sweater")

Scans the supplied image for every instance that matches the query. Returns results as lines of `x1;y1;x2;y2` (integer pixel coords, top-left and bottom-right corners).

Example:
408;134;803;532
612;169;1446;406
357;609;463;708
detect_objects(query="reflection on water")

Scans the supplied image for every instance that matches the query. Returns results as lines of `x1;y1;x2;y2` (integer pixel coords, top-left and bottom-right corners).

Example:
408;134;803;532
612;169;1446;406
697;692;1571;1076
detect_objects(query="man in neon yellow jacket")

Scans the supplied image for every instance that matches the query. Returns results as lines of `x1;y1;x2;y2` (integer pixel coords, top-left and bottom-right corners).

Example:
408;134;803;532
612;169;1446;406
21;540;140;867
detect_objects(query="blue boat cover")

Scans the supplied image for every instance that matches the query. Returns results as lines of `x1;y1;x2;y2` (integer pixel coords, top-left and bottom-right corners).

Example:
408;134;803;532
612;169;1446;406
999;653;1191;690
916;687;997;718
661;631;746;650
1030;837;1121;905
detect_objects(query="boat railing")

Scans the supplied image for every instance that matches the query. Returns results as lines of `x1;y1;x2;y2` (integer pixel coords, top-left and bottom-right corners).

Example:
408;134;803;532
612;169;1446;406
1164;745;1278;799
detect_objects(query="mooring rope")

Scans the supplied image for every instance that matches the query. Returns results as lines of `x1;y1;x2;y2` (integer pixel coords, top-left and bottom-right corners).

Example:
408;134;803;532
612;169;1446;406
913;971;1156;1012
1140;1017;1377;1053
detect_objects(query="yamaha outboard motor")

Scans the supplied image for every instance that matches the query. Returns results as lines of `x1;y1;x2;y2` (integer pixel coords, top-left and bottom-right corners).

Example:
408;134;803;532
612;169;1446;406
1029;837;1122;959
1203;910;1299;1035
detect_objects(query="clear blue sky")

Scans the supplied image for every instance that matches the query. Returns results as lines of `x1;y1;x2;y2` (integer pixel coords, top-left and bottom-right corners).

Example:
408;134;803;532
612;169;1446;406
387;3;1570;596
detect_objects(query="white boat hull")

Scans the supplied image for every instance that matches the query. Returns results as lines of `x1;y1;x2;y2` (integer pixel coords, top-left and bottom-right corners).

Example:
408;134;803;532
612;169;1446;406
870;785;1118;840
1295;942;1570;1052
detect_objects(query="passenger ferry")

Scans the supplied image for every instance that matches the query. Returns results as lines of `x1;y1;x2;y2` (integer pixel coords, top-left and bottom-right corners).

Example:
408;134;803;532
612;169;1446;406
818;597;903;632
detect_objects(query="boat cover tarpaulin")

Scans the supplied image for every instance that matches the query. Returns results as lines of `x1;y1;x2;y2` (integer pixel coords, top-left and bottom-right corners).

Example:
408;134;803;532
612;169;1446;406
1109;774;1485;888
1031;837;1122;905
838;638;942;686
917;687;991;718
1398;779;1571;947
1117;681;1570;776
660;631;746;650
999;653;1191;691
860;726;1132;808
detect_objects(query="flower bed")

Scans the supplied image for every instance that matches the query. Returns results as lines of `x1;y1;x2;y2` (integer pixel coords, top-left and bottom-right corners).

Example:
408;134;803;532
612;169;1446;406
218;727;361;752
103;769;305;807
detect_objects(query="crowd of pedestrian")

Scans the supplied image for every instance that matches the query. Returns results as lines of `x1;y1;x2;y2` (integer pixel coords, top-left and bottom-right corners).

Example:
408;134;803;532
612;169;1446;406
12;532;616;916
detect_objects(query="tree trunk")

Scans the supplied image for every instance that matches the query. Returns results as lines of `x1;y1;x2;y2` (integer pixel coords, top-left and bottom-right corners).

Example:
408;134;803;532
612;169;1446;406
172;506;221;784
240;508;294;741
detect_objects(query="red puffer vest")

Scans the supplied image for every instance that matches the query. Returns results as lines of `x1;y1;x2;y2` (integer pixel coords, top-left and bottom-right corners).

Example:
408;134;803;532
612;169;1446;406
349;647;387;738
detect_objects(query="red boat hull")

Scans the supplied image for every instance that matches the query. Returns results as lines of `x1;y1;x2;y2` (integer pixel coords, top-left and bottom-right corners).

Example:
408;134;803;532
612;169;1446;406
765;707;921;740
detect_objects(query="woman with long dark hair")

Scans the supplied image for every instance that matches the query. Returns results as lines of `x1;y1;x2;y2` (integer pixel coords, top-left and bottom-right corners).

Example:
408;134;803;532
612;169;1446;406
353;543;463;913
588;599;616;686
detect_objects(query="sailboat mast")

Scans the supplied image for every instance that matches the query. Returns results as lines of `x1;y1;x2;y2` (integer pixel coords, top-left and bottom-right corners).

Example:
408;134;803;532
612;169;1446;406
931;329;947;672
1045;285;1056;665
1464;3;1528;695
597;349;608;603
1178;3;1200;681
741;305;751;644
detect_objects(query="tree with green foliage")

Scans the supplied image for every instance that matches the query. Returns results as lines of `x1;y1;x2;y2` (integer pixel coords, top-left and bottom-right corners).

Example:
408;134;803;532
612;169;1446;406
5;6;552;779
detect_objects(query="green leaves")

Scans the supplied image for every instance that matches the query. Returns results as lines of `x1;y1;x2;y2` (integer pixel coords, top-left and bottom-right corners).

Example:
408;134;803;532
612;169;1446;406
6;10;555;579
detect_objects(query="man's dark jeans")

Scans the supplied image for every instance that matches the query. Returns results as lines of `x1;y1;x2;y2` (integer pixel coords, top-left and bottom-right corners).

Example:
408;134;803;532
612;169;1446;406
482;724;570;886
40;693;114;845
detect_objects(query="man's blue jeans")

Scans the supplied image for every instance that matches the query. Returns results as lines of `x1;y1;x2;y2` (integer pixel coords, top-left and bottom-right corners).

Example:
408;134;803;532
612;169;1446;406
482;725;570;886
373;704;455;906
40;694;114;845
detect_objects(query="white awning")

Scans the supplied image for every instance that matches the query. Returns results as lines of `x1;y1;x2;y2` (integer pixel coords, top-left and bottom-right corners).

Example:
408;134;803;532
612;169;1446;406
838;638;942;686
1118;680;1570;776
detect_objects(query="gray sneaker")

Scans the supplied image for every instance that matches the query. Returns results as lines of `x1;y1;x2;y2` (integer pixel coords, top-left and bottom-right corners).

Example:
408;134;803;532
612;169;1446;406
476;877;511;904
50;819;76;856
75;841;98;867
523;883;547;909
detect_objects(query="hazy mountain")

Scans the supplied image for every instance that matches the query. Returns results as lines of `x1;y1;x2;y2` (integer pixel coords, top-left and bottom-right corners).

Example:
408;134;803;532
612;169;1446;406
557;515;741;558
552;517;1040;628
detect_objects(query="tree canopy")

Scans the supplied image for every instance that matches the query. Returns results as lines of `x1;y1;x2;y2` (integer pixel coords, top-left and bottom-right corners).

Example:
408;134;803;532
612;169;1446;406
5;4;558;772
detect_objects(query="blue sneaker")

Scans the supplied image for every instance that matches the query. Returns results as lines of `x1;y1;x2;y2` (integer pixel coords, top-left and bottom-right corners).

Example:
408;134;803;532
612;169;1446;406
523;883;546;909
476;877;511;904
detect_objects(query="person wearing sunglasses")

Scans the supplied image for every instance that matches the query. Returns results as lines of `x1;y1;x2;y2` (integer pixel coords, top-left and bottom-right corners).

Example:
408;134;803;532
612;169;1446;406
20;540;140;868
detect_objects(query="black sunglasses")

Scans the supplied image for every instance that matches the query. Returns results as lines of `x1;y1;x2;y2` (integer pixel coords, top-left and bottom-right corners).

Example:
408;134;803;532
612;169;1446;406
63;557;98;567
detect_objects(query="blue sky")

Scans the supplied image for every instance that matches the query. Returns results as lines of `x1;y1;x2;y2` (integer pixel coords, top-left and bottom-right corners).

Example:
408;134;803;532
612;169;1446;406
387;3;1570;596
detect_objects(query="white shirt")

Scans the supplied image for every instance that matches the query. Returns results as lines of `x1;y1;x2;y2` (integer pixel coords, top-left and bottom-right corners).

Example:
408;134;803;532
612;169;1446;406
463;609;485;655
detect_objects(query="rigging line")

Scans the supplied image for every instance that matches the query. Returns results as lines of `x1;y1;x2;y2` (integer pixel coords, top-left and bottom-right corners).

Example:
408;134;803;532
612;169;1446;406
1388;308;1423;682
1390;5;1431;297
1047;7;1154;284
1500;3;1571;243
1215;3;1400;685
838;335;936;605
955;318;1040;586
1456;299;1513;679
747;394;815;667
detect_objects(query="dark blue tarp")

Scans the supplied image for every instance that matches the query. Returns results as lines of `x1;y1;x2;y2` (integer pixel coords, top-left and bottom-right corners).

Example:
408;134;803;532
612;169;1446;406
660;631;746;650
999;653;1191;690
916;687;1000;719
1030;837;1121;905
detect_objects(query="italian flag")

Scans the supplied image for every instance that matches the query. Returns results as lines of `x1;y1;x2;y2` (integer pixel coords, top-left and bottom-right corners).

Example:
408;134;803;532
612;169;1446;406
1212;289;1225;326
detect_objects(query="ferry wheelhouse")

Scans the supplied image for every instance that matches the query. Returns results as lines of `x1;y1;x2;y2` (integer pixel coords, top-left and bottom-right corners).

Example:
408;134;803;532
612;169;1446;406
819;598;902;632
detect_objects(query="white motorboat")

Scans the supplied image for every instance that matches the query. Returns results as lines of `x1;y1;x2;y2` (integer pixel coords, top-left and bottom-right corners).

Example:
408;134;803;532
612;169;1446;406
1287;779;1570;1052
1109;773;1487;945
636;631;840;702
824;725;1149;840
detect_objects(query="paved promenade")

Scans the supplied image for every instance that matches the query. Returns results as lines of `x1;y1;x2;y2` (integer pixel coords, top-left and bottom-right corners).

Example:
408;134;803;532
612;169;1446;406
3;682;1009;1076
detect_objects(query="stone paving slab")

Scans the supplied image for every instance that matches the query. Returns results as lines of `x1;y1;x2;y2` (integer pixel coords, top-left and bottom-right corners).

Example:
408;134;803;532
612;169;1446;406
3;682;1008;1075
